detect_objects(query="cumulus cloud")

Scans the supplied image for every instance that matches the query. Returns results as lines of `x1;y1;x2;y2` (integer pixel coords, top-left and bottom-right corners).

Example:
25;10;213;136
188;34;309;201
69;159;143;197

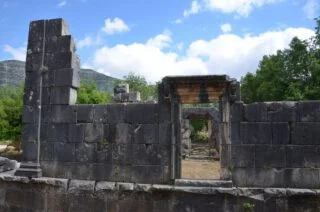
303;0;320;19
77;35;101;49
3;45;26;61
57;1;67;7
173;19;183;24
221;23;232;33
90;27;314;82
102;17;130;35
183;0;201;17
183;0;283;17
146;30;172;49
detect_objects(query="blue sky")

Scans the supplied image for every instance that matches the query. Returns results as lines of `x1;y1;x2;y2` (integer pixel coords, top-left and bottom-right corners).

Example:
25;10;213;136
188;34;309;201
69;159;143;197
0;0;319;82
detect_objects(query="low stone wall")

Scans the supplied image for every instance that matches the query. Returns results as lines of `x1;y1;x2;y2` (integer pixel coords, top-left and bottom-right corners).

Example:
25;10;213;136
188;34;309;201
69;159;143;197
1;175;320;212
230;101;320;188
28;102;172;183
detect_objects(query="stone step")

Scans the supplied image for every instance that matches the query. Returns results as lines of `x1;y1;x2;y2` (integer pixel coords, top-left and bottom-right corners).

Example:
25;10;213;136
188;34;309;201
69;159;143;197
174;179;233;187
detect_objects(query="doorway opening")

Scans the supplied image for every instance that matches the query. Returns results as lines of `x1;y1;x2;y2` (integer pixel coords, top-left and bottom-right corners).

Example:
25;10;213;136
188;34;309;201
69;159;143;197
180;103;221;180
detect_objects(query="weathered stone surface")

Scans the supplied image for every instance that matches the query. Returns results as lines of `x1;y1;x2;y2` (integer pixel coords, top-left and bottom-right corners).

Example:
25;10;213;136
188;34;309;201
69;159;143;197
266;102;297;122
286;146;319;168
111;144;133;165
114;84;129;94
50;87;77;105
107;104;125;124
95;181;116;191
231;122;241;144
125;103;157;124
53;68;80;88
292;122;320;145
246;168;285;187
68;179;95;193
133;124;157;144
240;122;272;144
174;179;232;187
53;142;75;162
159;122;171;145
231;145;254;168
68;124;85;143
77;104;94;123
40;142;54;161
244;102;268;122
93;105;108;123
109;123;132;144
51;105;77;123
75;143;96;162
255;145;285;168
84;123;104;143
0;157;17;173
41;124;69;142
285;168;320;188
272;122;290;144
231;101;244;122
297;101;320;122
133;144;169;166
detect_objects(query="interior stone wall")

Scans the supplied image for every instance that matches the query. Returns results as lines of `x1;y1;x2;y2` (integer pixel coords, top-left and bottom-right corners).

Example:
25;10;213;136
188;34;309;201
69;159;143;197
230;101;320;188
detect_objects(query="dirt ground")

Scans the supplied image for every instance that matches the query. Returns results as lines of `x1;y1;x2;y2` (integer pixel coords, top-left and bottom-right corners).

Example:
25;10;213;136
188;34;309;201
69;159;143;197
181;159;220;180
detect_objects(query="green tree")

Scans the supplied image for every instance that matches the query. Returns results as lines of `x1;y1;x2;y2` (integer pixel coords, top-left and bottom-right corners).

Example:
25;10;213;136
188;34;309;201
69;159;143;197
77;80;112;104
118;72;158;101
241;18;320;103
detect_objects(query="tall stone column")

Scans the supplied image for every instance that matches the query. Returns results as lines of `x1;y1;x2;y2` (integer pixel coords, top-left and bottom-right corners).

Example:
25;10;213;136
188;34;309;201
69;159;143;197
15;18;79;177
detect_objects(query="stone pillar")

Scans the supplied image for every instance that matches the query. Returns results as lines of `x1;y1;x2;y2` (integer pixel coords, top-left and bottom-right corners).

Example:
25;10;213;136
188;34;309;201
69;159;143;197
15;18;79;177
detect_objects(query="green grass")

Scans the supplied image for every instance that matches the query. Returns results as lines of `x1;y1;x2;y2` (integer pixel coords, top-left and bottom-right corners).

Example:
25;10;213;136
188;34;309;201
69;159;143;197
0;140;11;145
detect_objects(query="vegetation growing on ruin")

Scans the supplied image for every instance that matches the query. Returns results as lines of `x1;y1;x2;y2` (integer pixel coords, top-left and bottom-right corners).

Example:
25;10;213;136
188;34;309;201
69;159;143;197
77;79;112;104
241;18;320;103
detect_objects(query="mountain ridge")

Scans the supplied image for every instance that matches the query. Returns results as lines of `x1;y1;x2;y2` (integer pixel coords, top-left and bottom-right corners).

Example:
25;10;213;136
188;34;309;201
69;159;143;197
0;60;117;93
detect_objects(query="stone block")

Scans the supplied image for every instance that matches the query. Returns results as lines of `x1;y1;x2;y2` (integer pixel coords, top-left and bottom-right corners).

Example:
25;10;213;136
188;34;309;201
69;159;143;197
133;144;169;166
77;105;94;123
285;168;320;188
109;123;132;144
24;70;54;89
240;122;272;144
267;102;297;122
96;146;112;163
45;52;78;70
107;104;125;124
231;145;254;168
120;92;141;102
133;124;157;144
84;123;104;143
255;145;285;168
111;144;133;165
158;103;171;122
51;105;77;123
132;165;164;184
53;68;80;88
125;103;157;124
46;35;75;53
246;168;285;187
41;124;69;142
22;124;38;143
159;122;171;145
75;143;97;162
220;144;231;168
41;105;52;123
22;142;38;162
272;122;289;144
231;122;241;144
68;124;84;143
40;142;54;161
92;164;113;180
292;122;320;145
114;84;129;94
286;146;319;168
231;168;247;187
46;18;69;36
28;20;45;42
50;87;77;105
244;102;268;122
22;105;37;124
231;101;244;122
23;87;39;106
53;142;75;162
297;101;320;122
93;105;108;123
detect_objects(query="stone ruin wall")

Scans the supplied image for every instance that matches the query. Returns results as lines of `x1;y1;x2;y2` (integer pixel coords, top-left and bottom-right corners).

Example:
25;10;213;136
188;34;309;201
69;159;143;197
20;18;172;184
230;101;320;188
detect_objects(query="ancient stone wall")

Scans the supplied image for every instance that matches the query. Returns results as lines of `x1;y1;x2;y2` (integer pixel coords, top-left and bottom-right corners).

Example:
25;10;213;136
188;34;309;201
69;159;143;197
19;18;172;184
1;175;320;212
230;101;320;188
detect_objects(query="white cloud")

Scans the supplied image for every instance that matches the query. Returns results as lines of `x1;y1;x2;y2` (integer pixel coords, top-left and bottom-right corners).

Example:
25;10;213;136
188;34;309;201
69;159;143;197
146;30;172;49
102;17;130;35
91;27;314;83
221;23;232;33
184;0;201;17
303;0;320;19
183;0;283;17
187;27;314;79
173;19;183;24
77;36;93;49
177;42;184;51
3;45;26;61
57;1;67;7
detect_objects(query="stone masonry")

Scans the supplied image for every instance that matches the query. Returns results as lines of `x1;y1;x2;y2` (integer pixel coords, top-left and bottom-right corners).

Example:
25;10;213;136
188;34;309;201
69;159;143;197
230;101;320;188
16;18;172;184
